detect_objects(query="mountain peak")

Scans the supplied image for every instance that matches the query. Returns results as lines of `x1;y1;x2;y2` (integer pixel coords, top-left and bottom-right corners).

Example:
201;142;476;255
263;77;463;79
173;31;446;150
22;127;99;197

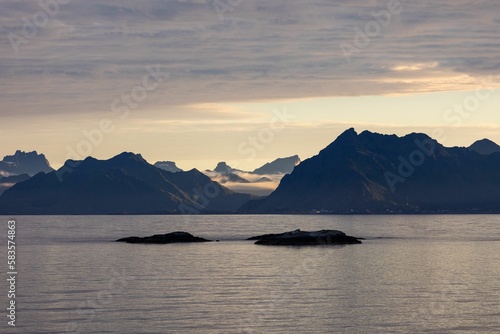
333;127;358;143
6;150;43;161
214;162;233;174
14;150;37;156
109;152;148;164
154;161;183;173
252;155;301;175
344;127;357;135
468;139;500;155
321;128;361;154
0;150;53;176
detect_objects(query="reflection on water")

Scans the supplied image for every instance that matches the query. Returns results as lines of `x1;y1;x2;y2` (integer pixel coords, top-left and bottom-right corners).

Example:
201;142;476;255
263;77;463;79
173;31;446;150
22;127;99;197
1;215;499;333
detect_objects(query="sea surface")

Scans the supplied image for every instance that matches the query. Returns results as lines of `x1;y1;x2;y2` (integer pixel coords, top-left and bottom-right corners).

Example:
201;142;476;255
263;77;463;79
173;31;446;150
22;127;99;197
0;215;499;333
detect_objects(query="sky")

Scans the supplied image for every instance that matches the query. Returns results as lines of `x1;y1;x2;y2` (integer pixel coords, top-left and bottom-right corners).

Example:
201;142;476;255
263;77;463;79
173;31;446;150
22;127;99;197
1;0;499;171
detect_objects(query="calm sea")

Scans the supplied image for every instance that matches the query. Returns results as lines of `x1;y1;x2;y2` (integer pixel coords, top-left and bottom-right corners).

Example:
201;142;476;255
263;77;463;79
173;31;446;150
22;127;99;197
0;215;499;333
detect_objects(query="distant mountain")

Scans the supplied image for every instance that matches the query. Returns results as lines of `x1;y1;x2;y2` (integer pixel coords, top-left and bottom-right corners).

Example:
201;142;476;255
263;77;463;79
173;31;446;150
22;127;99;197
252;155;301;175
208;162;248;183
256;177;272;183
0;150;53;176
240;128;500;214
468;139;500;155
0;152;254;215
0;173;30;195
213;162;239;174
205;157;300;195
154;161;183;173
216;173;250;184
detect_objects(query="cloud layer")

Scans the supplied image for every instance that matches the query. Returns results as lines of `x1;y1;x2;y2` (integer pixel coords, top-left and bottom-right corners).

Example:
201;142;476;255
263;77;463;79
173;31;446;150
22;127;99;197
2;0;499;119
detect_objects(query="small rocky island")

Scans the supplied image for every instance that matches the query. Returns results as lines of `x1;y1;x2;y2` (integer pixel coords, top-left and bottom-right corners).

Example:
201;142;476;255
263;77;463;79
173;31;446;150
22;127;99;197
116;231;212;244
116;229;362;246
248;229;362;246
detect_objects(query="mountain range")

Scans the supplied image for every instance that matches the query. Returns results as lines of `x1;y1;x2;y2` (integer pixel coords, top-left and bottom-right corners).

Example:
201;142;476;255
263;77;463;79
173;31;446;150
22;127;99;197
0;153;254;214
240;128;500;214
2;129;500;214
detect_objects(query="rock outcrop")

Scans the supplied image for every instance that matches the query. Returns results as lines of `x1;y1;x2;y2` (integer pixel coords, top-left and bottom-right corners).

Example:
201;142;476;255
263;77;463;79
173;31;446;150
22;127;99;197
116;231;212;244
248;229;362;246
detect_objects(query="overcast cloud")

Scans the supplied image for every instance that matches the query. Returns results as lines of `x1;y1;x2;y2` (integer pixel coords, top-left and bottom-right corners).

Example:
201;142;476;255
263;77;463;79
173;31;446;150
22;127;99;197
1;0;499;119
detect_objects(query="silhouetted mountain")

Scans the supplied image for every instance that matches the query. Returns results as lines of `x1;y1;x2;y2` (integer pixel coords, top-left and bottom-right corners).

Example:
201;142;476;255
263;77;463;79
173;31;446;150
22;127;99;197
0;150;53;176
213;162;240;174
252;155;301;175
256;177;272;183
154;161;183;173
0;152;254;214
240;128;500;214
0;173;30;195
468;139;500;155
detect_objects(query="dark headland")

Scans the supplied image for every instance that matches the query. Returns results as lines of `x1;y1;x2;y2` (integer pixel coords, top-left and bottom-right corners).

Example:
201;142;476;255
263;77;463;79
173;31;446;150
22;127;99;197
239;128;500;214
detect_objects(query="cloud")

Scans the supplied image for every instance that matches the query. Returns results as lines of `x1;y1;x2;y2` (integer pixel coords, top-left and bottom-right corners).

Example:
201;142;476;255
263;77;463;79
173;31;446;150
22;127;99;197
221;181;279;197
1;0;499;120
203;169;284;196
391;62;439;72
